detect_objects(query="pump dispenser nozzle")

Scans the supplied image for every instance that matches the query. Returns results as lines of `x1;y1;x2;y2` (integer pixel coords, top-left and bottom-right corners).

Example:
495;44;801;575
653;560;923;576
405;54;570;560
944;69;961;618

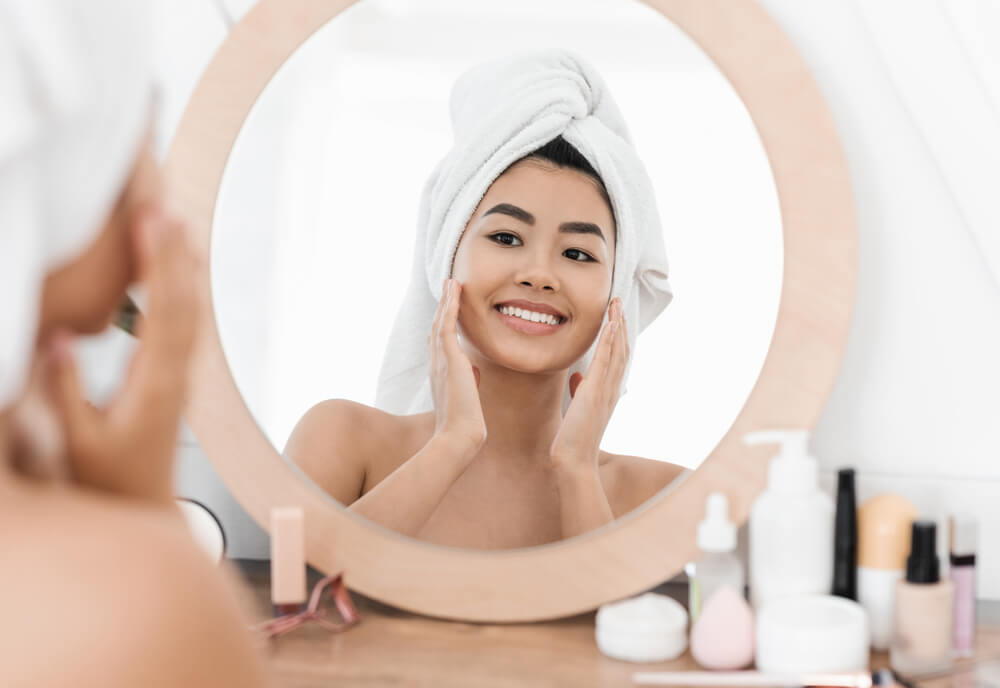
744;429;818;493
744;429;810;456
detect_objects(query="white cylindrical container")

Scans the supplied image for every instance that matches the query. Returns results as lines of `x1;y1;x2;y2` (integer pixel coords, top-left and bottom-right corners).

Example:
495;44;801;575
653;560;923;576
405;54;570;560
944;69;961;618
756;594;869;673
745;430;834;609
176;498;227;564
596;593;688;663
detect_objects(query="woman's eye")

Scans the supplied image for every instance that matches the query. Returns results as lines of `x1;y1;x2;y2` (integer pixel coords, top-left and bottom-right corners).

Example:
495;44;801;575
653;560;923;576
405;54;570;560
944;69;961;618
489;232;522;246
564;248;595;262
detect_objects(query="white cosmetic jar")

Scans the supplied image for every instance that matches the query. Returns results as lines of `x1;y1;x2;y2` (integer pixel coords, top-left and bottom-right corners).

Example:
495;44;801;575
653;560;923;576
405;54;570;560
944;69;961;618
595;593;688;663
756;594;870;672
176;498;227;564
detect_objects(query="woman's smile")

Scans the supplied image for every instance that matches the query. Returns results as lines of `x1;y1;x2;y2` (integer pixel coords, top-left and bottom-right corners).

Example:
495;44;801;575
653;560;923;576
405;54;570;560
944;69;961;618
493;304;566;336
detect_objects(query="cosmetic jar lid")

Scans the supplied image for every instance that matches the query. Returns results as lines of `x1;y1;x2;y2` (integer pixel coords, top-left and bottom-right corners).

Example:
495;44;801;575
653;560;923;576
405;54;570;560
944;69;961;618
595;593;688;663
756;594;870;673
858;494;918;571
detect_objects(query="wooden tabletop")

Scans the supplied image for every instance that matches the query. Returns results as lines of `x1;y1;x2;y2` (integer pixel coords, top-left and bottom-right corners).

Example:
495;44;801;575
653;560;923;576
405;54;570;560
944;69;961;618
235;561;1000;688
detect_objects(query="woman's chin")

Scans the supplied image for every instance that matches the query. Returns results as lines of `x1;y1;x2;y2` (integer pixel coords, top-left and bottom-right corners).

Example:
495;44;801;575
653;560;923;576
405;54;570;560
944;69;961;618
481;348;579;377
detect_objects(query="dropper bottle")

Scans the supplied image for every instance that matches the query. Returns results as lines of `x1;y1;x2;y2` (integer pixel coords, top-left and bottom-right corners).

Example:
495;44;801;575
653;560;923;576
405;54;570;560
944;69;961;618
688;492;744;622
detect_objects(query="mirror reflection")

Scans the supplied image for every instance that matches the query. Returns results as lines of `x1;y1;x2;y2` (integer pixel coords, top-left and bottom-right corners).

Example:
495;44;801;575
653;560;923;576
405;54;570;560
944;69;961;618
212;0;783;549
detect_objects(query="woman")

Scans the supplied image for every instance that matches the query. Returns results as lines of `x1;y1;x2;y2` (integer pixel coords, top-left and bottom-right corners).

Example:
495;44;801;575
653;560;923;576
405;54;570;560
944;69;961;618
285;52;684;550
0;3;267;685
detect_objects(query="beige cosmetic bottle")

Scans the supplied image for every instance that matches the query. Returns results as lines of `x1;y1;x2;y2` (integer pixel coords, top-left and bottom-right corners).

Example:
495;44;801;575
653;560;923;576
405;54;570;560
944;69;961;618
857;494;918;650
890;521;954;676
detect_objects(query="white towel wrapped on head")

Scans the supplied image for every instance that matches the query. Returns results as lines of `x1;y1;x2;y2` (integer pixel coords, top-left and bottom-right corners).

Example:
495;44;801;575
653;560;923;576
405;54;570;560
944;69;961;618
0;0;153;408
375;49;673;415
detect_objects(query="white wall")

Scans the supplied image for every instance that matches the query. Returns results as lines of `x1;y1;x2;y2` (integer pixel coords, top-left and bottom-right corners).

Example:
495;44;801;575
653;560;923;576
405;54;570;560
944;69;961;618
74;0;999;595
756;0;1000;600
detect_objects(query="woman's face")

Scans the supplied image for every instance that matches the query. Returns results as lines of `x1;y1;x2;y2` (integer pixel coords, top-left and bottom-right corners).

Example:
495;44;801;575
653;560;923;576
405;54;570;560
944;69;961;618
451;157;616;373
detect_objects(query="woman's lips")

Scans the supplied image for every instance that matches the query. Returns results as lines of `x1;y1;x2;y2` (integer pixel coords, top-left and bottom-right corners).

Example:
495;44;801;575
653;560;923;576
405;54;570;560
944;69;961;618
494;306;564;336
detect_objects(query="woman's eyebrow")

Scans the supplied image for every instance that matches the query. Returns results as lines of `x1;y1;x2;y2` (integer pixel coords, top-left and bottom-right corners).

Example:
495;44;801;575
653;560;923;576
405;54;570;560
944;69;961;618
483;203;606;243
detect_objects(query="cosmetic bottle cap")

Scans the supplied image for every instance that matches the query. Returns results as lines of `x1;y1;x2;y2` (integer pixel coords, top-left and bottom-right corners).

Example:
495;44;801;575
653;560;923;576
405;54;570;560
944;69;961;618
950;515;978;557
905;521;940;584
857;494;918;571
697;492;736;552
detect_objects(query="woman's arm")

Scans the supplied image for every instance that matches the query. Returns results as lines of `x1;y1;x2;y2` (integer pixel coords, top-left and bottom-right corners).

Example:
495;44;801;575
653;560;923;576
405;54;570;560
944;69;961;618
549;298;627;539
284;400;481;537
348;432;478;536
552;463;615;538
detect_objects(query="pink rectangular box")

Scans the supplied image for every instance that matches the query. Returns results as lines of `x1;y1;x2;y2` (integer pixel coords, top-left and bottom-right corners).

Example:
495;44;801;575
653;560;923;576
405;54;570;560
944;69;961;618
270;506;306;606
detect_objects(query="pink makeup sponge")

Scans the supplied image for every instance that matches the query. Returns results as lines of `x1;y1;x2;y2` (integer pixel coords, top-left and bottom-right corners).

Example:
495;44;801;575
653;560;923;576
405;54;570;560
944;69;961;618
690;585;755;670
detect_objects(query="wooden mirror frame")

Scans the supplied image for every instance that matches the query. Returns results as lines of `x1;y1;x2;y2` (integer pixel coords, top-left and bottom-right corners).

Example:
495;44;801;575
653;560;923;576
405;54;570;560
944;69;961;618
166;0;856;622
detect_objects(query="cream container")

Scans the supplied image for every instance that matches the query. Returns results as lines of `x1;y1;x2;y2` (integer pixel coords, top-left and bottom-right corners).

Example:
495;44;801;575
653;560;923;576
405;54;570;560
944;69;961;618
596;593;688;663
857;493;918;650
755;594;870;673
176;497;227;564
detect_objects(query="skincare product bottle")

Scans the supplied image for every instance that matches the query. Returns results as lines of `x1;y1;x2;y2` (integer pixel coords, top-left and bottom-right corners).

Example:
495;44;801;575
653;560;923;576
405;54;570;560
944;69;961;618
857;494;918;650
832;468;857;600
890;521;954;676
745;430;834;609
950;515;978;657
688;493;744;622
689;493;754;670
271;506;307;615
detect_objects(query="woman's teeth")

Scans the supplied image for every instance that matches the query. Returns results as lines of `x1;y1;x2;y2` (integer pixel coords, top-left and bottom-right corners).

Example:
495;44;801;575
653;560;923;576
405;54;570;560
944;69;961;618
497;305;563;325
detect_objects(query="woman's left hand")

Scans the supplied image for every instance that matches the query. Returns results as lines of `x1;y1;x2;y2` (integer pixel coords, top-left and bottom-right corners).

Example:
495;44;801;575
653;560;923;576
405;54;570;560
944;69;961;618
549;298;628;473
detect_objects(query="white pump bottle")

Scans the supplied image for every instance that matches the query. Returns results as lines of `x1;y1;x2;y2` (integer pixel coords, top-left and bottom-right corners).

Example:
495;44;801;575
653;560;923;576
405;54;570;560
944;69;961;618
746;429;834;609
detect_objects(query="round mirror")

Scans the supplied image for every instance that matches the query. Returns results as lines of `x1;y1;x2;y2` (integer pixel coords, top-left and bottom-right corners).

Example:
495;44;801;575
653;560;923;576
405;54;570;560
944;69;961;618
211;0;782;547
168;0;855;620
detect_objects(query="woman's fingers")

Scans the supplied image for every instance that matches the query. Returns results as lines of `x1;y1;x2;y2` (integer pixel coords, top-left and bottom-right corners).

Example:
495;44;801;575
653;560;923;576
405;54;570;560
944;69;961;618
45;331;101;459
139;209;197;362
121;209;194;413
442;280;465;356
609;301;628;396
430;279;449;349
587;300;617;380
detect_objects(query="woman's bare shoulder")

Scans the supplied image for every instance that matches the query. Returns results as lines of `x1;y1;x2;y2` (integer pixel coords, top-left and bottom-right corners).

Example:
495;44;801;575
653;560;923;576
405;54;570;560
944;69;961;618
599;452;687;518
283;399;432;503
0;488;268;688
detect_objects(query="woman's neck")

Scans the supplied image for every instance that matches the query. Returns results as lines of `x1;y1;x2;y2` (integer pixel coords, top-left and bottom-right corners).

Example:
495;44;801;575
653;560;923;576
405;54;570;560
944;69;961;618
469;358;568;463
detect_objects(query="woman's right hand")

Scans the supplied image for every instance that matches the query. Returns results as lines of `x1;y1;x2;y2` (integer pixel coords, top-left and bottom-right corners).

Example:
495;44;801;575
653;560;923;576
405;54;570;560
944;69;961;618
428;279;486;453
45;203;197;505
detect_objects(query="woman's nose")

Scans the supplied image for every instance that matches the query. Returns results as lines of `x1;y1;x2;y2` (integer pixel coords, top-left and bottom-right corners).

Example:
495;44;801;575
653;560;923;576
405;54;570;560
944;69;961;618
516;255;560;292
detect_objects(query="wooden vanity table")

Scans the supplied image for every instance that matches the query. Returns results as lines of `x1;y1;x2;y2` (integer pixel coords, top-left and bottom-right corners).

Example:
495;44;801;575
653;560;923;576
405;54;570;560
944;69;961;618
237;561;1000;688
